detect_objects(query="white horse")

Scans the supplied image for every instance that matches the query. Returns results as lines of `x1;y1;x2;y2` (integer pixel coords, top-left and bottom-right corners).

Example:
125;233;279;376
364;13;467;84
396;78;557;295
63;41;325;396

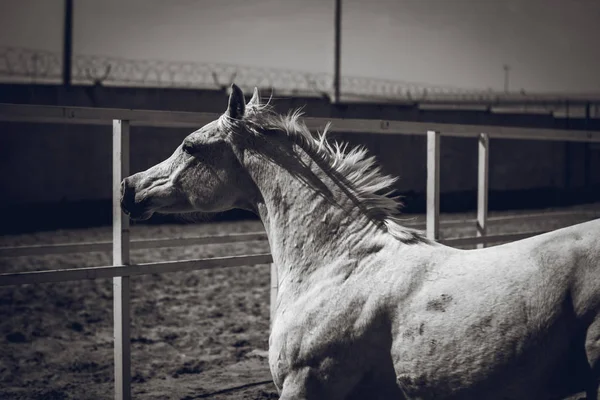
121;84;600;399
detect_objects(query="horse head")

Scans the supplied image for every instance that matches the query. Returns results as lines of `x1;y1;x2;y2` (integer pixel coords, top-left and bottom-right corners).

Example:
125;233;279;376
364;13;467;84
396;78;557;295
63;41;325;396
120;84;260;220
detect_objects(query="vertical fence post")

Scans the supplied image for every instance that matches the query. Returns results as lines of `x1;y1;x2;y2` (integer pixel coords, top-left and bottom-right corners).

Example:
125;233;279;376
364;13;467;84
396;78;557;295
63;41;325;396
426;130;440;241
113;119;131;400
332;0;342;104
477;133;489;249
270;263;278;328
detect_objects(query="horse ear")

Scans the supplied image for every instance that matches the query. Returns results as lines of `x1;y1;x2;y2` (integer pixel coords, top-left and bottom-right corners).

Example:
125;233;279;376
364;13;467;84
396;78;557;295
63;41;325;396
227;84;245;119
247;87;260;107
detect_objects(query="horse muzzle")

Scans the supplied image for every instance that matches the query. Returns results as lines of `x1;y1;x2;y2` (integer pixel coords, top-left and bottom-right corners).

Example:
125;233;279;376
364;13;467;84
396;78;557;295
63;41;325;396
120;178;153;221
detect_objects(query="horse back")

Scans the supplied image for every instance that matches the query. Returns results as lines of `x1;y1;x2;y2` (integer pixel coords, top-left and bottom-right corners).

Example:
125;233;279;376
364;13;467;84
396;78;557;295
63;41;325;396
390;218;600;399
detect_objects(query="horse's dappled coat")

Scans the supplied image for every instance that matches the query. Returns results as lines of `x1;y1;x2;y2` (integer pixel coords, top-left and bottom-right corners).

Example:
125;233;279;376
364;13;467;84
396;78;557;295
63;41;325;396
121;84;600;400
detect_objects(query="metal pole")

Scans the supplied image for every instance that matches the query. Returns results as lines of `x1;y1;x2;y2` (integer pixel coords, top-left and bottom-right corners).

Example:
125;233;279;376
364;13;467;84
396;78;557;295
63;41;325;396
584;102;591;189
63;0;73;87
503;64;510;93
333;0;342;103
477;133;489;249
426;130;440;241
113;120;131;400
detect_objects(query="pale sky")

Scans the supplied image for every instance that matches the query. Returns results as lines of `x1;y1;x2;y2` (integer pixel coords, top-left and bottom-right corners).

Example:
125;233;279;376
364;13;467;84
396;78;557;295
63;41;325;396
1;0;599;93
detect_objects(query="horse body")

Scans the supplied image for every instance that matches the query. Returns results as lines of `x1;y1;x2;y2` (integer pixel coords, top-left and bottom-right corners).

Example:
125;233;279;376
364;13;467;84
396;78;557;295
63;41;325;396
391;221;600;399
269;220;600;399
121;84;600;399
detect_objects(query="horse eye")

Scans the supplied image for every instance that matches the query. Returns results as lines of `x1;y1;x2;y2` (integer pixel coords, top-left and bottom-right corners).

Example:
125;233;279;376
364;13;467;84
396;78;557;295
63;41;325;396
182;141;195;154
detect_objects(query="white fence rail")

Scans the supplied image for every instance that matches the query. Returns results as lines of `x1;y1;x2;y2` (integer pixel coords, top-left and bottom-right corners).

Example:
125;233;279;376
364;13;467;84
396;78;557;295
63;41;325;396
1;103;599;400
0;232;270;257
2;211;599;258
2;103;600;142
0;254;274;286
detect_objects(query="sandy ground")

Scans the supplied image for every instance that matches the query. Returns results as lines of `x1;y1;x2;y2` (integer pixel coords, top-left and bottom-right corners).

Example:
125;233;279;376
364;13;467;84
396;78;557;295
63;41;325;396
1;205;599;399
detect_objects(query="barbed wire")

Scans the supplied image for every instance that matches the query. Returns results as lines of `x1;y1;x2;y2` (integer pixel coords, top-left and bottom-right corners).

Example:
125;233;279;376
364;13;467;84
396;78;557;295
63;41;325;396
0;46;495;99
1;46;599;107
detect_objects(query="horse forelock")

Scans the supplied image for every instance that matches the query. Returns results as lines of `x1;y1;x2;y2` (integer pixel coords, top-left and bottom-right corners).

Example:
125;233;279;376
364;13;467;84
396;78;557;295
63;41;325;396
228;97;428;244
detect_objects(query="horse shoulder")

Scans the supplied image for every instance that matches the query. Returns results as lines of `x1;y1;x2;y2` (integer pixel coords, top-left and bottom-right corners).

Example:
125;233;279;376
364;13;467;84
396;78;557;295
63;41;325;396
269;267;398;397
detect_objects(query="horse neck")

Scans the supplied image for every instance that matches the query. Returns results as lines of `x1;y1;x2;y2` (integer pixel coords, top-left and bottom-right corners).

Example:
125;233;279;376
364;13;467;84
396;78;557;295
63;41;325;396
242;143;392;293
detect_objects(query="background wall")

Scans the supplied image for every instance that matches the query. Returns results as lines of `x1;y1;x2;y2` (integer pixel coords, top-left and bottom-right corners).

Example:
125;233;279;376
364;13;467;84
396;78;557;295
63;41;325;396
1;84;599;232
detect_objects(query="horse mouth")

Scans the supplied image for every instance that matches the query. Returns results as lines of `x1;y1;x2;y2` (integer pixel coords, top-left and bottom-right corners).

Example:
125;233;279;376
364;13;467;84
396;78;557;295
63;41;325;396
122;207;153;221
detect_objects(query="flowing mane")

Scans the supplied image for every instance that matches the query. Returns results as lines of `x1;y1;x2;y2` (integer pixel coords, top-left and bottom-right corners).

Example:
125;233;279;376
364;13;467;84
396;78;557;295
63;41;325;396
220;98;428;244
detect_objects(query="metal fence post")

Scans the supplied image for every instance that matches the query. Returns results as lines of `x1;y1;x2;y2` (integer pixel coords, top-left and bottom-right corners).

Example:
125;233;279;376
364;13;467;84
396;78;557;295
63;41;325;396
113;119;131;400
427;130;440;241
477;133;489;249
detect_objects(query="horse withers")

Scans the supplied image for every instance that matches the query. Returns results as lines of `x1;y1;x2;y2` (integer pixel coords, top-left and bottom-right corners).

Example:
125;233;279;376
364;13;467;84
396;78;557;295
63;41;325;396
121;84;600;399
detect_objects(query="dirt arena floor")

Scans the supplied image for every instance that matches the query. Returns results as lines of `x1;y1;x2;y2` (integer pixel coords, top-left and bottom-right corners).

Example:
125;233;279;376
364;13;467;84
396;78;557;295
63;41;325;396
1;204;599;399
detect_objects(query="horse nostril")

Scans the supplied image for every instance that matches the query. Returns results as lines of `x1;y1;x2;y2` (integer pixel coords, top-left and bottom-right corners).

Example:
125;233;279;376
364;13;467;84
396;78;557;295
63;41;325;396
120;179;136;212
119;177;152;220
120;180;126;201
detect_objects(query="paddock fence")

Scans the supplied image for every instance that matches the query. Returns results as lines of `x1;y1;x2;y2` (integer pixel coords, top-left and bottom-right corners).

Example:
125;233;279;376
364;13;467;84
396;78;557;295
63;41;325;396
1;103;600;400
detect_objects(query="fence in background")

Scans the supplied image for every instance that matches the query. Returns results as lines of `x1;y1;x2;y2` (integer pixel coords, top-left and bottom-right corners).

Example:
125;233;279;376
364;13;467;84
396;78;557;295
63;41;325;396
4;209;600;258
0;46;490;98
1;103;600;399
3;46;600;115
